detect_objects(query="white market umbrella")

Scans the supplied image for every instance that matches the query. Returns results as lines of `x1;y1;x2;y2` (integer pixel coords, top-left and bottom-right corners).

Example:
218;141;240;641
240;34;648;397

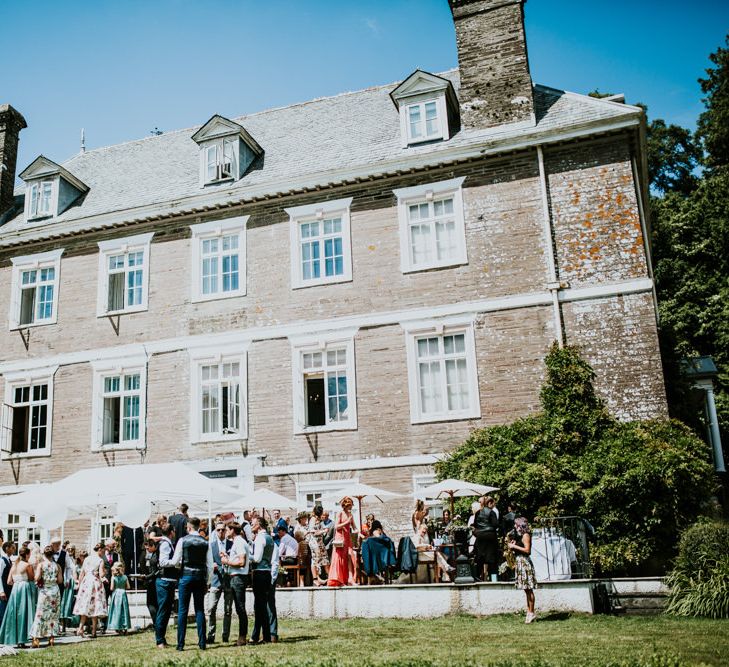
321;482;402;527
238;487;297;519
419;478;499;515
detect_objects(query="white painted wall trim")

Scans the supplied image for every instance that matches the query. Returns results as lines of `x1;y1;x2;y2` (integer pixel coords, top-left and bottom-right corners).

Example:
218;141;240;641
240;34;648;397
257;453;444;476
0;278;654;375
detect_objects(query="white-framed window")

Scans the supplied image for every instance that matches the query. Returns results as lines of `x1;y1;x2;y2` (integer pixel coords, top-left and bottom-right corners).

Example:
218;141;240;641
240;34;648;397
402;317;481;424
202;137;238;184
189;343;249;443
393;177;467;273
399;95;449;147
190;217;248;302
96;515;117;543
90;356;147;451
8;249;63;329
27;180;55;219
296;478;358;512
0;366;58;459
286;197;353;289
406;100;441;143
290;329;358;434
0;514;47;547
96;233;154;316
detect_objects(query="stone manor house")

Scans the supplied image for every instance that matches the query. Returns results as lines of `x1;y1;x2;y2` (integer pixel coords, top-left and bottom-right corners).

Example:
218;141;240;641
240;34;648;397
0;0;667;544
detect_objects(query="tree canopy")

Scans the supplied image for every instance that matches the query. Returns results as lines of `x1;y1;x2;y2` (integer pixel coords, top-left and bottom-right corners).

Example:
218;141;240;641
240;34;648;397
435;345;716;575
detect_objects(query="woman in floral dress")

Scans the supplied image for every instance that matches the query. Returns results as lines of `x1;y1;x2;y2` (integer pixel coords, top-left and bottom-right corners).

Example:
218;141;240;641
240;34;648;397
30;546;63;647
307;505;330;585
508;517;537;623
72;543;108;637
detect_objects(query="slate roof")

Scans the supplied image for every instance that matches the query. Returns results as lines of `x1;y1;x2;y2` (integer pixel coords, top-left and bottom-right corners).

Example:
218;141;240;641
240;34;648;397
1;70;642;245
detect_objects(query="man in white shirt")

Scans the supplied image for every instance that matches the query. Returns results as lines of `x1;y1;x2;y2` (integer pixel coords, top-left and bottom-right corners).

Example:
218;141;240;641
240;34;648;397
154;524;178;648
220;522;250;645
169;517;213;651
205;522;232;645
277;527;298;565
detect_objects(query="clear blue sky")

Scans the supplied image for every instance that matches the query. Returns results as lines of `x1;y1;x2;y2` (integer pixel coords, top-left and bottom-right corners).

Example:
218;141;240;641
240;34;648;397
1;0;725;179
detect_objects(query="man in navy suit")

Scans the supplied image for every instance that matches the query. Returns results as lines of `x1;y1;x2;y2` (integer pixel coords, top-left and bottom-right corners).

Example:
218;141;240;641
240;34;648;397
205;521;233;644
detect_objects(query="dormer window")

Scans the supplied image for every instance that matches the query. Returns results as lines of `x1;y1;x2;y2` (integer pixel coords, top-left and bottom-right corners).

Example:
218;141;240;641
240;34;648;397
390;70;460;149
192;115;263;188
28;181;54;219
406;100;441;143
19;156;88;222
205;138;237;183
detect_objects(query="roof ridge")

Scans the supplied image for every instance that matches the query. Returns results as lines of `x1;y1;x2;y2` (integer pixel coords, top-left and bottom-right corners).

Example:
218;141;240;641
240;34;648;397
64;68;460;165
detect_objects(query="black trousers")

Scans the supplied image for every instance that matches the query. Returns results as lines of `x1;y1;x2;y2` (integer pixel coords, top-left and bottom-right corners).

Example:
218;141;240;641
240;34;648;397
251;570;272;643
475;531;498;578
229;575;248;639
146;578;158;627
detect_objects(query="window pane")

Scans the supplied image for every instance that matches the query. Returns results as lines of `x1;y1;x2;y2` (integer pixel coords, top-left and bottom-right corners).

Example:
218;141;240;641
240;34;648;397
410;223;432;265
425;101;439;136
202;256;218;295
436;220;457;261
446;358;470;411
21;270;36;286
125;374;140;391
419;361;443;414
108;272;125;311
202;385;219;434
127;269;143;306
104;376;120;393
103;396;120;444
109;255;125;270
222;254;239;292
409;105;422;138
19;288;35;326
40;267;55;282
122;395;140;441
222;234;238;251
127;251;144;267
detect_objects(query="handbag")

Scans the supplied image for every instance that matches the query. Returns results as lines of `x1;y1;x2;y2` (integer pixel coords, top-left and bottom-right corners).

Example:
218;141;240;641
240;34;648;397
332;538;344;549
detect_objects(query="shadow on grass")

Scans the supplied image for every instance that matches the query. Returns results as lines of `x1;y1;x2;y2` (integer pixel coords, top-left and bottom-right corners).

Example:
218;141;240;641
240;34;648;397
278;636;318;644
536;612;572;622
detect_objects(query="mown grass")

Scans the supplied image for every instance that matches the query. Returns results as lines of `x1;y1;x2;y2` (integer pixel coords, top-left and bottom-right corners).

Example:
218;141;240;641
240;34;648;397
5;614;729;666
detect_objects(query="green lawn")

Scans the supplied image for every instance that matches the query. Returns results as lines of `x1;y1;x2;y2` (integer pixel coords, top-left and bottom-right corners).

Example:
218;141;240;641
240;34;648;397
5;614;729;667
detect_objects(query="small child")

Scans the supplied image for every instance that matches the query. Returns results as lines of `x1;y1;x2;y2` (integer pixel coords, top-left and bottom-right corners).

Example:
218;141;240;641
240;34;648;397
106;562;131;634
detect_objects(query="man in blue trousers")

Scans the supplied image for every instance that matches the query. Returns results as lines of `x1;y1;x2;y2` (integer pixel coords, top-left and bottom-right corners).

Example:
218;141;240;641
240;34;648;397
170;516;213;651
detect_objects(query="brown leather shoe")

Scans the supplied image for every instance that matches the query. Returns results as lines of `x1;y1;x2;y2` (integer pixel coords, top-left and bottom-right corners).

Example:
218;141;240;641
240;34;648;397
271;636;279;643
236;637;247;646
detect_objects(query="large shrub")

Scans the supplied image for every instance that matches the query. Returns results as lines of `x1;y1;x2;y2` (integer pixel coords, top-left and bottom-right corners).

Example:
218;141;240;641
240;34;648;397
665;520;729;618
436;344;717;575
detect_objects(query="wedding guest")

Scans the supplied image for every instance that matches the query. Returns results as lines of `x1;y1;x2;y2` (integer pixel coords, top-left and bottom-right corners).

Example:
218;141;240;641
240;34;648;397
473;496;499;581
0;545;35;646
154;524;178;648
60;544;78;632
251;540;279;644
277;526;298;566
168;504;189;548
102;538;120;602
250;517;275;644
294;512;309;541
205;522;233;645
327;496;357;587
411;499;429;533
143;541;160;630
321;510;335;561
73;543;107;638
0;542;15;626
220;522;250;646
106;562;131;634
169;517;213;651
360;513;375;538
509;517;537;623
307;505;330;585
501;502;518;538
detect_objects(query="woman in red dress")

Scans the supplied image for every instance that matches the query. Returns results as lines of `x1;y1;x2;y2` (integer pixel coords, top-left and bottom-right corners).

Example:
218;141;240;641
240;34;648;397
327;496;358;587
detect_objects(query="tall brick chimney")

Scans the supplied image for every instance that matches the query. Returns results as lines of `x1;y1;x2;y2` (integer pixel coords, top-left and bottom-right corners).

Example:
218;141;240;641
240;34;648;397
0;104;27;217
449;0;535;130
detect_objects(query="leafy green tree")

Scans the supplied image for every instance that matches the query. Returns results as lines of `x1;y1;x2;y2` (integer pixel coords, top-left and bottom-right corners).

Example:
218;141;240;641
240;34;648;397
435;345;716;575
697;35;729;169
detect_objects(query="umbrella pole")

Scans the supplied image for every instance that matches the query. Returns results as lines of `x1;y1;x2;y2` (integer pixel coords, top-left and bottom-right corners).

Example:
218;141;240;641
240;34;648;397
450;493;455;517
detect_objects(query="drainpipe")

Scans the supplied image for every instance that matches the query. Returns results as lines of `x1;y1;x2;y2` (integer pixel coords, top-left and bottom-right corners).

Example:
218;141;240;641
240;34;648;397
536;146;564;347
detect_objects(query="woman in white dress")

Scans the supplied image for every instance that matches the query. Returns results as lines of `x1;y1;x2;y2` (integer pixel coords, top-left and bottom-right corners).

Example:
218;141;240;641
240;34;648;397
72;543;108;638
